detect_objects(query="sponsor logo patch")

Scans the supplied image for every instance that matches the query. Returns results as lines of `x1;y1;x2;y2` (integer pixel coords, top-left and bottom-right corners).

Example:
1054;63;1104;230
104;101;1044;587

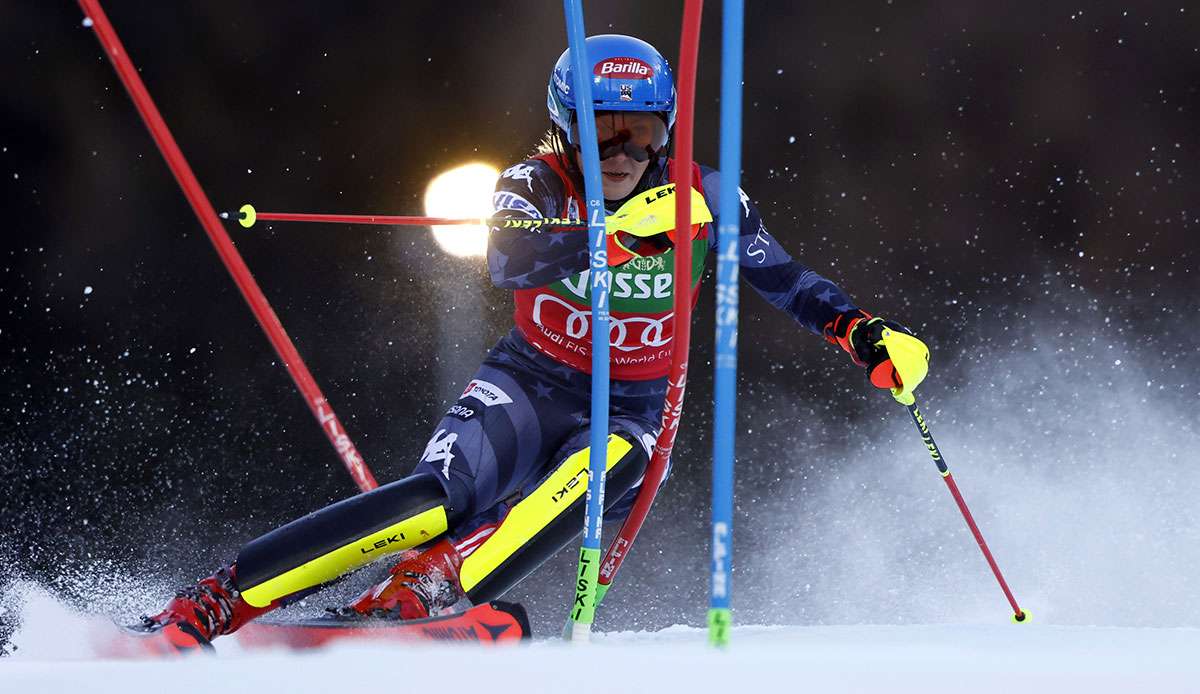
594;57;654;80
461;379;514;407
531;293;673;352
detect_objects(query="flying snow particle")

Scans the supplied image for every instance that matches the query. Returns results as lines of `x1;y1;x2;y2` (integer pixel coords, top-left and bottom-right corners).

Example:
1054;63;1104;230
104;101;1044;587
83;286;93;295
1115;359;1123;366
189;347;197;354
82;17;94;27
788;136;796;144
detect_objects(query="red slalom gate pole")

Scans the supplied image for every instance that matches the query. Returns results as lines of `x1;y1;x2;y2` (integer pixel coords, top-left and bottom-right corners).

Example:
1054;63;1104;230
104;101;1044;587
596;0;704;602
77;1;378;493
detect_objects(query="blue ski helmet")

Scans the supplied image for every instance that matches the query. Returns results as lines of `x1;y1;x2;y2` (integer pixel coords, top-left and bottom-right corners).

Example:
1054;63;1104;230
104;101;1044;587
547;34;677;147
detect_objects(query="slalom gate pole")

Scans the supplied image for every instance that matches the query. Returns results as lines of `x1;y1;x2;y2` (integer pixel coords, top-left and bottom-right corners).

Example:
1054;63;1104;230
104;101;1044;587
591;0;704;610
561;0;612;643
709;0;743;649
77;0;378;493
902;398;1027;622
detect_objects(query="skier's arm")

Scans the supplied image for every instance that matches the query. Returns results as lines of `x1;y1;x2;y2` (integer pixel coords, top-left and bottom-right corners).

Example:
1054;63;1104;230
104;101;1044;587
700;167;929;397
700;168;857;336
487;160;588;289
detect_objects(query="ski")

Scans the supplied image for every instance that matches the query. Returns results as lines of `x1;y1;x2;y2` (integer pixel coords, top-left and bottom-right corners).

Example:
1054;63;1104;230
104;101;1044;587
235;601;530;650
92;601;529;658
90;619;213;659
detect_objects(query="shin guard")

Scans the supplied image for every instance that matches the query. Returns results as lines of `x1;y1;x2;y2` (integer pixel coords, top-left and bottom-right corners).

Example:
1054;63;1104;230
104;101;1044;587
236;474;457;607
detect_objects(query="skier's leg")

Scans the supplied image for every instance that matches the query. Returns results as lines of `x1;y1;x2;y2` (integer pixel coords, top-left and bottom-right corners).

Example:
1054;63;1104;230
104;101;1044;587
350;427;651;615
460;425;653;603
234;473;457;606
144;333;586;644
351;338;669;612
142;473;460;649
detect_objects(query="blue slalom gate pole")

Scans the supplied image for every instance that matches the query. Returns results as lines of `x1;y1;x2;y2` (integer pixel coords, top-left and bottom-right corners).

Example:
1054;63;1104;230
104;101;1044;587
562;0;611;641
709;0;743;648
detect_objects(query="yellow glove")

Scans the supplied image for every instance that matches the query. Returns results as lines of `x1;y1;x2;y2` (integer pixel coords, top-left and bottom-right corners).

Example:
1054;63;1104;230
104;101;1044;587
826;312;930;405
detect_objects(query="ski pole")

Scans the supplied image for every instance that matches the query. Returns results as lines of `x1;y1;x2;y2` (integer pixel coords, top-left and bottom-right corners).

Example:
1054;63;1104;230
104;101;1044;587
77;0;378;493
226;194;689;237
226;205;587;231
900;397;1028;622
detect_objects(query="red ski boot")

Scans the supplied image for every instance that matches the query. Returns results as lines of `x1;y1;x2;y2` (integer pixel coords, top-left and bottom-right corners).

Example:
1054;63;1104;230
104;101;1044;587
349;538;467;620
135;565;273;652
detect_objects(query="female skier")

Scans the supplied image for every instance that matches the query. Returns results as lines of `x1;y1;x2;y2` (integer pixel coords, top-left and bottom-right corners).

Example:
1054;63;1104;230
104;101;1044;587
141;34;928;649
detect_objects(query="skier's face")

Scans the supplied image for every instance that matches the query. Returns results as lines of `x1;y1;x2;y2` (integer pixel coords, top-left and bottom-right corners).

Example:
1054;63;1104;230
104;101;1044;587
578;149;650;201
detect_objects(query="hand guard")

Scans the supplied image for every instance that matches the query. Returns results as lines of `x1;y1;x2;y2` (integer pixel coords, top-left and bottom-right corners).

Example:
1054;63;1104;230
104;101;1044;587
825;311;930;404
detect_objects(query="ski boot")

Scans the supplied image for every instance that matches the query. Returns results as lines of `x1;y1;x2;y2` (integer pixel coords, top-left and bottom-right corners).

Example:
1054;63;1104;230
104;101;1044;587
134;565;272;652
348;538;467;620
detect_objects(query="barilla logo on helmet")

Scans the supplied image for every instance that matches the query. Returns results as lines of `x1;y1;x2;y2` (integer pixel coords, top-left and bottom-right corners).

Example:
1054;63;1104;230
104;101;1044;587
594;57;654;80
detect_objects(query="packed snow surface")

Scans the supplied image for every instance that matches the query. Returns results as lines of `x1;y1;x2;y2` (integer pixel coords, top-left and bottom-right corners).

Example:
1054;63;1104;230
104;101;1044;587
2;587;1197;693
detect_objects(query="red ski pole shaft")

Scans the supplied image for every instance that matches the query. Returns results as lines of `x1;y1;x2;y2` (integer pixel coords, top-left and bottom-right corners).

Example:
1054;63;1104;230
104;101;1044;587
905;400;1026;621
78;0;378;492
597;0;704;596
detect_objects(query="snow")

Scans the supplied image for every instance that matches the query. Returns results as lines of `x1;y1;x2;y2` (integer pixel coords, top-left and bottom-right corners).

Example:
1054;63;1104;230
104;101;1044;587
2;586;1198;693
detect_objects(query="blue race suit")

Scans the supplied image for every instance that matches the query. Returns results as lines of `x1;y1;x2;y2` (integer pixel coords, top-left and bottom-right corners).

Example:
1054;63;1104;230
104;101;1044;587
413;154;859;537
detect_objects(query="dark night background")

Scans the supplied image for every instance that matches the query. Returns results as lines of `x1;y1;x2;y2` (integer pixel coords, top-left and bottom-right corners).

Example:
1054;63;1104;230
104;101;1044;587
1;2;1198;642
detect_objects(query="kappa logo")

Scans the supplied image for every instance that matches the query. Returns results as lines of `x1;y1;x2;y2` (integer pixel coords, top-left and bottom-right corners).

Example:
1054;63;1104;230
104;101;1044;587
461;380;514;407
501;163;536;192
493;191;542;218
594;57;654;79
421;429;458;479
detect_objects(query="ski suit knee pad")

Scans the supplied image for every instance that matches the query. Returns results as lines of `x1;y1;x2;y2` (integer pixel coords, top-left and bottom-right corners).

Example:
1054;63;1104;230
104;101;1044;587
460;431;649;604
235;474;458;608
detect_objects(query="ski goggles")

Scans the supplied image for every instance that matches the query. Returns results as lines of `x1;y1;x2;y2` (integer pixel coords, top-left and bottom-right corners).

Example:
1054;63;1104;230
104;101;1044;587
570;111;669;162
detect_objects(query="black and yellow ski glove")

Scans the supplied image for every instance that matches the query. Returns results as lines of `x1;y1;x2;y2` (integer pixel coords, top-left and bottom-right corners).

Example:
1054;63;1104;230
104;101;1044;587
824;310;930;404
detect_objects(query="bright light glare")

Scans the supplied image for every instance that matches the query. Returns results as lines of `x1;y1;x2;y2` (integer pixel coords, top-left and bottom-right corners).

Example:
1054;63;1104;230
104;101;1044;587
423;163;499;257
